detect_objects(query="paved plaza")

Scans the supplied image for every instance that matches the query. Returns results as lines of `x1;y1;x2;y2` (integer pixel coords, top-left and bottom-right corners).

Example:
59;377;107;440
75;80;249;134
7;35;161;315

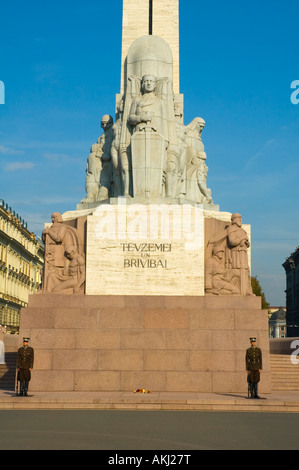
1;389;299;450
1;408;299;450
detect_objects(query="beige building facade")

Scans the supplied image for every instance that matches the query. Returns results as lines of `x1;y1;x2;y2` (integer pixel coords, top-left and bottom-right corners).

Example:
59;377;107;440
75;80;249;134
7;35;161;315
0;200;44;332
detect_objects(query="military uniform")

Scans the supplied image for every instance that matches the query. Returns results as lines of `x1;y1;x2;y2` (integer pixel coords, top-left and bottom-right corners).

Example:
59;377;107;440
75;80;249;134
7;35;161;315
246;337;262;399
17;338;34;396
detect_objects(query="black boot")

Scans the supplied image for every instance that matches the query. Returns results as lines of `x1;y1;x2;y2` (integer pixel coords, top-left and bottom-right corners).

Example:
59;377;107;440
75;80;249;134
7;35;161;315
254;383;260;399
24;381;28;396
19;382;24;396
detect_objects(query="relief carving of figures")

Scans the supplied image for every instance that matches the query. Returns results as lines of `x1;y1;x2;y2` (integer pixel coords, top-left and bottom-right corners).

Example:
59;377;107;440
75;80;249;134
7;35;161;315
205;245;239;295
81;141;102;203
205;213;253;296
227;213;253;296
185;118;213;204
47;246;85;294
42;212;86;294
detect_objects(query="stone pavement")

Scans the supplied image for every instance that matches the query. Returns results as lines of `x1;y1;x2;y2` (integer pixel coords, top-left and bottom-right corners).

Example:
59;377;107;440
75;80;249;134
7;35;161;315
1;389;299;412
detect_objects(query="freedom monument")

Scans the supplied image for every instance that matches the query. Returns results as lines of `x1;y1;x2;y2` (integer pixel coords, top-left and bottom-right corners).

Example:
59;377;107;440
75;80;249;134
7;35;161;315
19;0;271;394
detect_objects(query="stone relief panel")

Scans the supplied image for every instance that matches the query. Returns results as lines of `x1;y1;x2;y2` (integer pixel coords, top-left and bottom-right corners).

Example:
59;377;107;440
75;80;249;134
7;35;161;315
41;213;86;294
205;214;253;296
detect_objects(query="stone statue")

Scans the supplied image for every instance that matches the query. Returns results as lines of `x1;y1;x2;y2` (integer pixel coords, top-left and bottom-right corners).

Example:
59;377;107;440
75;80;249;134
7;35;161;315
81;114;114;203
127;74;169;198
98;114;114;201
42;212;68;285
227;213;253;296
42;212;85;293
111;99;125;196
205;245;239;295
205;213;253;296
78;35;215;206
48;246;85;294
185;118;213;204
174;102;187;197
128;75;169;140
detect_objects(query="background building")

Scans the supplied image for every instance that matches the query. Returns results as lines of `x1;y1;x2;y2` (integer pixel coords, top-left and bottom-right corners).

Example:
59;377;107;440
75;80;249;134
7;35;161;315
0;199;44;333
283;247;299;337
269;307;287;338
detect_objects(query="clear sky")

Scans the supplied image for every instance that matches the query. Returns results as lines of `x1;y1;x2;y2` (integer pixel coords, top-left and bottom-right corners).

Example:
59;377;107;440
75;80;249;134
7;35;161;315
0;0;298;306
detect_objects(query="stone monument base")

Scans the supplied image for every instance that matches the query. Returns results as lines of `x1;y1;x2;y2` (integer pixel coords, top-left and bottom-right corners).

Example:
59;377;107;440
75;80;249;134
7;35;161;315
19;293;271;394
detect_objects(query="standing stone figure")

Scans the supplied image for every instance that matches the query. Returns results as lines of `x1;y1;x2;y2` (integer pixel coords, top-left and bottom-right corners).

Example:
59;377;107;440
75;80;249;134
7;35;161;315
128;75;169;143
81;141;103;203
246;337;262;399
205;213;253;295
127;74;171;198
185;118;213;204
42;212;68;291
227;213;253;295
17;337;34;397
174;102;187;197
81;114;115;203
98;114;115;201
0;330;5;364
111;99;125;196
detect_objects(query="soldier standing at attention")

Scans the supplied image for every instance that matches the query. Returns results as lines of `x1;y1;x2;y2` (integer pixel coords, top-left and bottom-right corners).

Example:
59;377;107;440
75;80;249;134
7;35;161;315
17;337;34;396
246;337;262;399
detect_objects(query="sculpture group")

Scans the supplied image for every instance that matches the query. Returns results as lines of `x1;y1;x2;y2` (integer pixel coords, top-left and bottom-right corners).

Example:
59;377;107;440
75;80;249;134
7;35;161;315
81;36;213;205
42;212;85;294
40;36;252;298
205;213;253;296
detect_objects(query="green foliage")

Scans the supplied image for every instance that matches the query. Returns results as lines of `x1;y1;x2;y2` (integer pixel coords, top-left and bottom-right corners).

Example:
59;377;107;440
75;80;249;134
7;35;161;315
251;276;270;310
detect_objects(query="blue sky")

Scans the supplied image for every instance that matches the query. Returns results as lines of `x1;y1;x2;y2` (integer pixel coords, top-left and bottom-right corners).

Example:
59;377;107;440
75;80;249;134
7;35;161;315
0;0;298;306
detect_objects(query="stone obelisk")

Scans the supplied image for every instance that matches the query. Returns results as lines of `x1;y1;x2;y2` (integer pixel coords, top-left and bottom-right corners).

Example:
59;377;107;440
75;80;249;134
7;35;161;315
121;0;180;94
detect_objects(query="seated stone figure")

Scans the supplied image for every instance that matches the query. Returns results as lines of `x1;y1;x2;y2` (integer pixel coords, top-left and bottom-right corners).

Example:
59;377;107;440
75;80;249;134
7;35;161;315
205;245;239;295
49;246;85;294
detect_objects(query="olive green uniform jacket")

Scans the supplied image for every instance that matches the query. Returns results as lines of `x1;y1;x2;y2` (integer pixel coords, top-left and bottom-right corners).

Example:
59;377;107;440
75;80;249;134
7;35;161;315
246;346;262;383
17;346;34;382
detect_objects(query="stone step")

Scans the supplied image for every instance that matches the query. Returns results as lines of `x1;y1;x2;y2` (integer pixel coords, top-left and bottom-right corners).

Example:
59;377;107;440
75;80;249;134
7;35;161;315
0;353;17;390
270;355;299;391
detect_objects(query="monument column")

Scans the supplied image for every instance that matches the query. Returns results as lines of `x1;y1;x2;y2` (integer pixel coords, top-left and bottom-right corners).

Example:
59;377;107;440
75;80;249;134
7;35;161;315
121;0;179;94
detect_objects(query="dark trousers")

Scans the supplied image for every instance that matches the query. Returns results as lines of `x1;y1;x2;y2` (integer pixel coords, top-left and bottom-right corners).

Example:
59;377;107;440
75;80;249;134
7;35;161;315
247;370;260;398
17;370;30;396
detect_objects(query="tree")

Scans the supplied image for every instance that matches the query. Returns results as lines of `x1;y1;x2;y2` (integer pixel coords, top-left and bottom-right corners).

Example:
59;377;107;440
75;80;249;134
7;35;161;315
251;276;270;310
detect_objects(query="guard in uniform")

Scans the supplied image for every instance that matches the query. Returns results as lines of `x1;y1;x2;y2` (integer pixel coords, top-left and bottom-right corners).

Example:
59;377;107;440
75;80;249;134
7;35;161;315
17;337;34;396
246;337;262;399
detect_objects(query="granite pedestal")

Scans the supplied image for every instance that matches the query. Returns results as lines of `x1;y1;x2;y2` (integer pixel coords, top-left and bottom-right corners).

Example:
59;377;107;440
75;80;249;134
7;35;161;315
19;293;271;394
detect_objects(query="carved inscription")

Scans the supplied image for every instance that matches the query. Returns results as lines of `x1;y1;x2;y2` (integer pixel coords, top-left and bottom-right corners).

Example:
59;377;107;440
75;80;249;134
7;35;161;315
121;243;171;268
